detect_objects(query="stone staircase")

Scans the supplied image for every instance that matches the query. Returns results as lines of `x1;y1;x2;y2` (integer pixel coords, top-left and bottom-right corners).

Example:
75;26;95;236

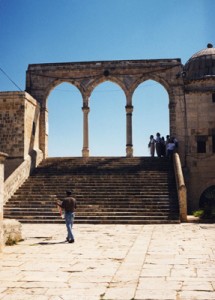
4;157;180;224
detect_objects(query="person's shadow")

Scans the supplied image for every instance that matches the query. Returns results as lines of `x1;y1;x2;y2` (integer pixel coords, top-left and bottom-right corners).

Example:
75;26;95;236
29;237;68;246
37;241;67;245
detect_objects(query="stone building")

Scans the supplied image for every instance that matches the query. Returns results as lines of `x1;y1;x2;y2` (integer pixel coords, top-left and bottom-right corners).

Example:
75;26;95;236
183;44;215;212
0;44;214;226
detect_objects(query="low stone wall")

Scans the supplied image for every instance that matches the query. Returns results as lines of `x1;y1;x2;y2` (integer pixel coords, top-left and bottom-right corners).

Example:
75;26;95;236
3;219;22;245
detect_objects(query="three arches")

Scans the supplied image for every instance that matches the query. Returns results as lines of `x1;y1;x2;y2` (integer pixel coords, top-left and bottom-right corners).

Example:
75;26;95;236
47;79;169;157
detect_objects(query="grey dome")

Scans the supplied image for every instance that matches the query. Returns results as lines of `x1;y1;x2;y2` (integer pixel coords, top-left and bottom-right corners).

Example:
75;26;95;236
184;44;215;80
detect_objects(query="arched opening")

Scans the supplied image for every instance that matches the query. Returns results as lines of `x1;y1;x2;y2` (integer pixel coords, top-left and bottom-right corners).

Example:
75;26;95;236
132;80;169;156
199;185;215;218
47;82;82;157
89;81;125;156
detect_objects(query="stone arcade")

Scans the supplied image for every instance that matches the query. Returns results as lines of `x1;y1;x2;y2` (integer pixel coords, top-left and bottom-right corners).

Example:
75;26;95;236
0;45;215;249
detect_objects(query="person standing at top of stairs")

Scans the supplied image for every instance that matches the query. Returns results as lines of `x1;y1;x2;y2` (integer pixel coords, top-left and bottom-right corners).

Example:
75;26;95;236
155;132;162;157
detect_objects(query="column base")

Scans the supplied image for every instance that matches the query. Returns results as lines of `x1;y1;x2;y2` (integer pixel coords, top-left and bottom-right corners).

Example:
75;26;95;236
126;145;133;157
82;148;89;158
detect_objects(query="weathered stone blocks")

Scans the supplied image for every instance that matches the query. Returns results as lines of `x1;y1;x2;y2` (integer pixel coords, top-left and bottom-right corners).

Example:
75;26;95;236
3;219;22;245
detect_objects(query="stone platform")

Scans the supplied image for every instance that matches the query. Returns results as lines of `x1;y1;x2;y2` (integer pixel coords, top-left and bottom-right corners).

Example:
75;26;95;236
0;223;214;300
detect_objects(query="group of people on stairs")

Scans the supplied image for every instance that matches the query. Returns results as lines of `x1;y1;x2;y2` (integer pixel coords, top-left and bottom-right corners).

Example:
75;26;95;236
148;132;178;158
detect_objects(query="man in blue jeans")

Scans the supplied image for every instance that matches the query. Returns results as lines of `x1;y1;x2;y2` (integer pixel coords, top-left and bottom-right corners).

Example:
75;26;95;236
56;190;77;243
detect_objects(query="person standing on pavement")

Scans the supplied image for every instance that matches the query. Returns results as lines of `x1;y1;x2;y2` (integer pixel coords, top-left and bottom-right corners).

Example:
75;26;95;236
56;190;77;243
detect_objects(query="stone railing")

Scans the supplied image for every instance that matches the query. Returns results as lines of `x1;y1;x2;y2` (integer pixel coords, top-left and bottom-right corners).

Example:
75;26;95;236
173;153;187;222
4;149;43;204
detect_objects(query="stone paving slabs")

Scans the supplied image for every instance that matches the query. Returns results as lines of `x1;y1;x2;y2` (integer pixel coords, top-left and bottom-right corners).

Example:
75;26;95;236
0;223;214;300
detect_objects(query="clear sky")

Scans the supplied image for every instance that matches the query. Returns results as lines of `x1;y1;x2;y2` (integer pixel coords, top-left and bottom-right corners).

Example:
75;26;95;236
0;0;214;157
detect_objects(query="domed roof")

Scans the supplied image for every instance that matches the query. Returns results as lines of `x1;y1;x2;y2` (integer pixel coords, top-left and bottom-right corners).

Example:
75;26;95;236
184;44;215;80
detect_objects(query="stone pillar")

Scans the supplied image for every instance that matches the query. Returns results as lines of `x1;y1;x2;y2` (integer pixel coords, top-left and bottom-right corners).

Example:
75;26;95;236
82;106;90;157
0;152;8;252
173;153;187;222
125;105;133;157
40;106;48;159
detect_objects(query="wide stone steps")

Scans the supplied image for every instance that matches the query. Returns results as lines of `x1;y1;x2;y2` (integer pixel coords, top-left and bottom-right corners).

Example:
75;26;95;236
6;218;177;225
4;207;174;213
4;157;179;224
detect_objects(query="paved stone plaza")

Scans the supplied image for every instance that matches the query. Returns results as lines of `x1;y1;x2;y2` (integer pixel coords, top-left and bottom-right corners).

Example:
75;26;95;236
0;223;214;300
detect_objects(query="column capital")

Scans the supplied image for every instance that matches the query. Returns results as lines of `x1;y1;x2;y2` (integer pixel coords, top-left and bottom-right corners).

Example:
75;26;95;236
82;106;90;113
125;105;133;114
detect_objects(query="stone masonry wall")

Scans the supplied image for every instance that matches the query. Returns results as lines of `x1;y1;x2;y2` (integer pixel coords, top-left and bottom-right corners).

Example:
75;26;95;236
0;92;25;157
0;92;42;209
185;90;215;211
0;92;41;159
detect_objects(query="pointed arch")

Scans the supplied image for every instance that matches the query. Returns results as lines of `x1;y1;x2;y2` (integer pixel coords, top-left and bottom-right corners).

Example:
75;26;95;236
44;79;83;106
87;76;127;98
130;74;173;100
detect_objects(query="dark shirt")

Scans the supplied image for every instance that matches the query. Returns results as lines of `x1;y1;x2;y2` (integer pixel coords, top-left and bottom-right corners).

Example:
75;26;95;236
61;196;77;213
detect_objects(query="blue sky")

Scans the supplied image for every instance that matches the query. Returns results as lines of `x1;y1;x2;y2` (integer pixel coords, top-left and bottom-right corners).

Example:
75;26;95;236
0;0;214;157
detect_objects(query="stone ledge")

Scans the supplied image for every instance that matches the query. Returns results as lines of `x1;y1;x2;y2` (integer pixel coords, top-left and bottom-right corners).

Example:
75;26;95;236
3;219;22;245
187;215;215;224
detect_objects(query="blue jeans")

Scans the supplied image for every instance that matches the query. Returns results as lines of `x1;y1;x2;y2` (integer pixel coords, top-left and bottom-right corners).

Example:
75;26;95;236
64;211;75;241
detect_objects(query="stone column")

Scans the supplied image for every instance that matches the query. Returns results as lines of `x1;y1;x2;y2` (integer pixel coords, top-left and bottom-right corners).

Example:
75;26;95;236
40;106;48;159
0;152;8;252
125;105;133;157
82;106;90;157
